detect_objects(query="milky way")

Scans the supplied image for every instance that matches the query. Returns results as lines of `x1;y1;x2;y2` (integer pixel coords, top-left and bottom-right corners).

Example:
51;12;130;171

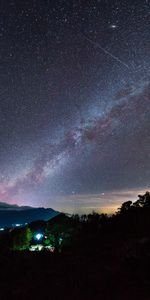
0;0;149;213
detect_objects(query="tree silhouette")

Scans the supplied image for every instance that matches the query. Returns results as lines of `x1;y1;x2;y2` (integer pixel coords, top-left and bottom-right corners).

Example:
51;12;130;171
11;226;32;250
118;200;132;214
133;191;150;208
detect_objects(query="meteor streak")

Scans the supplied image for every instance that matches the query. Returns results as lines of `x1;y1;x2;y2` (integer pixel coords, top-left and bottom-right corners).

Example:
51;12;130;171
83;34;130;70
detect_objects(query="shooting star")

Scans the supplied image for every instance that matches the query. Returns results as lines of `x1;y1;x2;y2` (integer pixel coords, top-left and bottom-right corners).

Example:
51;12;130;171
83;34;130;70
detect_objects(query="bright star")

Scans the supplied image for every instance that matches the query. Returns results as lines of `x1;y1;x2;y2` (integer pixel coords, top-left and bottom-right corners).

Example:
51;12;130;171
110;24;117;29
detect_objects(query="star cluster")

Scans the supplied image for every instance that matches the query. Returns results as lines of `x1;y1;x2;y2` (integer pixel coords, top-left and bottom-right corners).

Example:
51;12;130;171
0;0;149;213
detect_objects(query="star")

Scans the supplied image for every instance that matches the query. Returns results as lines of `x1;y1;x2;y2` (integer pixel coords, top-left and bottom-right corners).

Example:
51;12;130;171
0;0;149;214
110;24;118;29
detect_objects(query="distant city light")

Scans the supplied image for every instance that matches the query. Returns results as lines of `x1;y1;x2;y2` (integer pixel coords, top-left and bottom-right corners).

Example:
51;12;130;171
35;233;43;240
0;228;4;231
59;237;63;244
30;244;43;251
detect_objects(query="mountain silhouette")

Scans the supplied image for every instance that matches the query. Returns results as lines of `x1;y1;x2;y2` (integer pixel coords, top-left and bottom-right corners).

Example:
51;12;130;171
0;203;59;227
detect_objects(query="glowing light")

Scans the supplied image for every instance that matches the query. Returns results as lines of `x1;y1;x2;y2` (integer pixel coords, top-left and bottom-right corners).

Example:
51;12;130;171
30;244;43;251
35;233;43;240
110;24;117;29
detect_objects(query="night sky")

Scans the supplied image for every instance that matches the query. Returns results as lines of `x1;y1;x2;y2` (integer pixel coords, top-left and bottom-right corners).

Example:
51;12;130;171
0;0;149;214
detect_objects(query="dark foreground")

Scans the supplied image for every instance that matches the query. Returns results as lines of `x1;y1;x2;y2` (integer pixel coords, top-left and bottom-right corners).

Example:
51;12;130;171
1;192;150;300
1;233;150;300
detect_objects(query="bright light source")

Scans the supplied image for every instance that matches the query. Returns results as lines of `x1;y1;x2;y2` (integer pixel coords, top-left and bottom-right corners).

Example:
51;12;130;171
35;233;43;240
110;24;117;29
29;244;44;251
